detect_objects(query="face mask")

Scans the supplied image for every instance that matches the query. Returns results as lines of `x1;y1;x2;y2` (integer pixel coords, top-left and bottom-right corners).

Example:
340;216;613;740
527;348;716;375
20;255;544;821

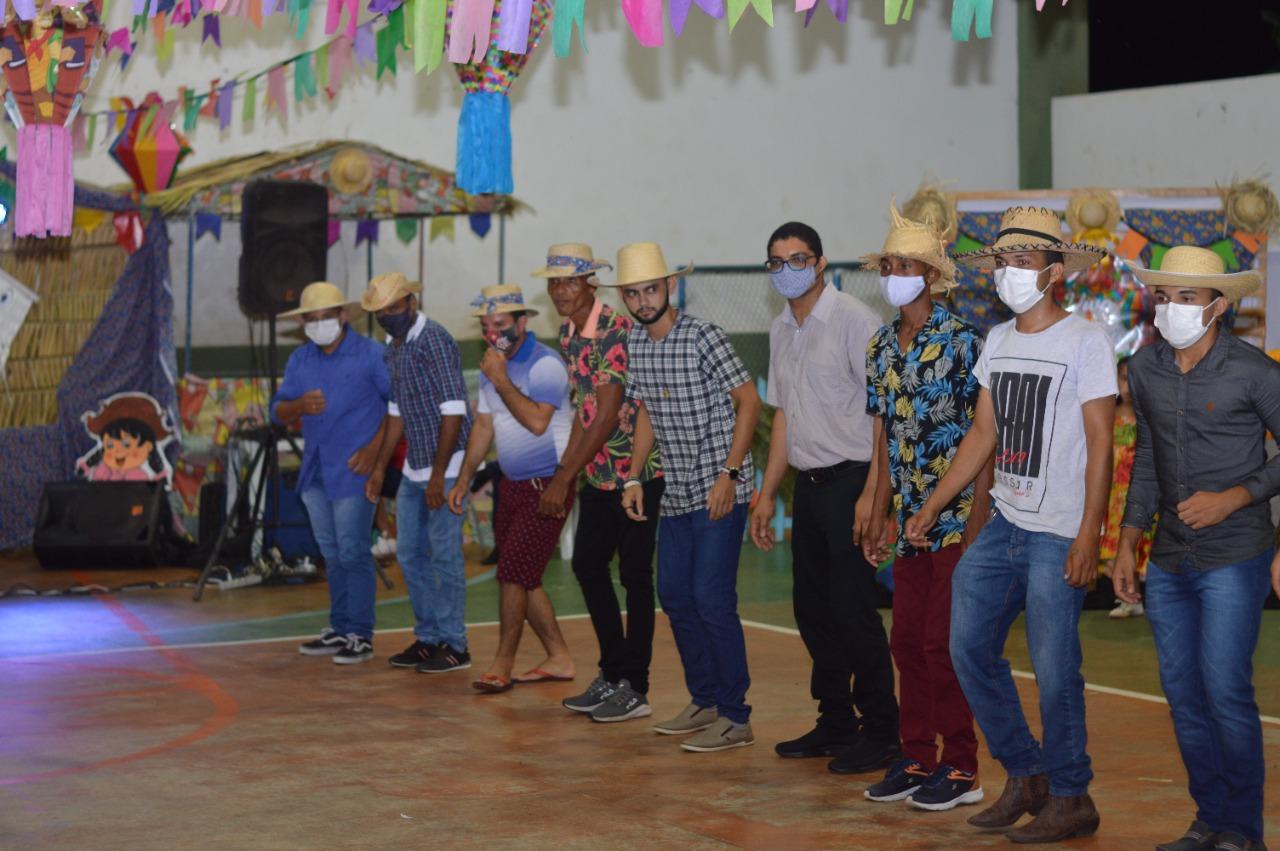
304;318;342;347
1154;300;1217;349
993;265;1049;314
487;325;522;354
631;291;670;326
879;275;926;308
770;264;817;299
377;309;416;339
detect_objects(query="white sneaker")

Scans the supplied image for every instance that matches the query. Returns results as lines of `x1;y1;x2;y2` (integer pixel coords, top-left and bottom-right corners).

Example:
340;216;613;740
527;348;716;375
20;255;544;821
1109;600;1144;619
371;537;397;559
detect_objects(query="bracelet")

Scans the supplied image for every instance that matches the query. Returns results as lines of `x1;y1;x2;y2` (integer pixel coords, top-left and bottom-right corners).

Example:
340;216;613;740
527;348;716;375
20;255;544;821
622;479;642;490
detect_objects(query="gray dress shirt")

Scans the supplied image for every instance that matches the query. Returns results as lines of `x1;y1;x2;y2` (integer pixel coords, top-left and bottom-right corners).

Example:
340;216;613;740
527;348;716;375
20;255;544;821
1122;330;1280;571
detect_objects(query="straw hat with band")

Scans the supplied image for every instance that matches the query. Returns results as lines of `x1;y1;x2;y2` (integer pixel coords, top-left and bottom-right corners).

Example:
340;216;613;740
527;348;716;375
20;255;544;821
360;271;422;312
859;202;957;294
1128;245;1261;303
599;242;693;288
530;243;613;279
470;284;540;317
330;147;374;195
278;281;359;318
954;206;1107;274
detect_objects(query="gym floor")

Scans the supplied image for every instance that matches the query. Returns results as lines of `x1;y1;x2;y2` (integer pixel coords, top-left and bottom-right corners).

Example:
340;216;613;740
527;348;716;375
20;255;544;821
1;546;1277;849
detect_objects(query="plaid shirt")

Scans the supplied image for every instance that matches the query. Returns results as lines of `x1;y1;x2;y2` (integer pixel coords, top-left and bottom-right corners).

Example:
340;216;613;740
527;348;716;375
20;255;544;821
628;312;753;516
385;313;471;471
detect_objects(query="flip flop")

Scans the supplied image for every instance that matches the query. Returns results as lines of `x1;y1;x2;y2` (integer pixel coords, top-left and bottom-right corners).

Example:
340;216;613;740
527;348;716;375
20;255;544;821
512;668;575;684
472;674;513;694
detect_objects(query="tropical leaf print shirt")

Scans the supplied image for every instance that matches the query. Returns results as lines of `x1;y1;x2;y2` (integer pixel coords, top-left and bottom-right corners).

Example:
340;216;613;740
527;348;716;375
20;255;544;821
866;303;983;556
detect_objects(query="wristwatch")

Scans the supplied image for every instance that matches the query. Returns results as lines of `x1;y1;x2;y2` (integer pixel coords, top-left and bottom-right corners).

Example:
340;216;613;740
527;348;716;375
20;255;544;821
719;466;741;481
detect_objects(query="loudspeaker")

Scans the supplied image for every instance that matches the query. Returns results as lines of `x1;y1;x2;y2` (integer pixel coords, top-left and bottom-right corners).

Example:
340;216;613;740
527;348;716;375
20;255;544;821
238;180;328;317
34;481;170;569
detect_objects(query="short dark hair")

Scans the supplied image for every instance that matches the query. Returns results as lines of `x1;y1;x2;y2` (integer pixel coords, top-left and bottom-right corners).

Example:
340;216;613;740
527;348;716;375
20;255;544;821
768;222;823;259
1042;250;1065;267
506;310;527;321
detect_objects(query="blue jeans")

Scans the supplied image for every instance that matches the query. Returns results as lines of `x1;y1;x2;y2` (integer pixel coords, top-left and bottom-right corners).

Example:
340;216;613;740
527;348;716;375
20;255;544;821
396;476;467;651
657;503;751;724
1146;550;1272;842
300;489;378;640
950;511;1091;796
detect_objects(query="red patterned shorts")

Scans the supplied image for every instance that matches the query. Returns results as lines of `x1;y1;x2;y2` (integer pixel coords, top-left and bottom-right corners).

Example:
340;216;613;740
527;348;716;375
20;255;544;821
494;476;574;590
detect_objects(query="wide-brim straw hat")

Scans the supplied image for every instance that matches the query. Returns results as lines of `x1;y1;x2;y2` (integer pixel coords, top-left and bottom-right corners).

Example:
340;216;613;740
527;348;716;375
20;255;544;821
1065;188;1122;236
470;283;540;317
859;202;957;294
360;271;423;312
330;147;374;195
278;281;360;318
599;242;692;288
530;243;613;279
955;206;1107;274
83;392;173;441
1128;245;1261;302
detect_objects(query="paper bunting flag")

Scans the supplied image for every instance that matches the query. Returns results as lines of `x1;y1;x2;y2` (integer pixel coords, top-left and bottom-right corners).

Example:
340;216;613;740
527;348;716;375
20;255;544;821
498;0;534;52
355;218;379;244
804;0;845;25
1113;229;1147;261
183;90;200;131
13;0;36;19
622;0;663;47
242;77;257;122
354;22;376;63
951;0;992;40
314;43;330;91
87;114;97;147
884;0;913;24
263;0;282;15
199;79;221;116
726;0;771;30
395;217;418;244
327;218;341;246
412;0;447;72
325;0;359;38
73;206;110;232
469;213;491;238
72;115;87;153
375;9;403;77
265;65;288;121
202;14;221;45
218;80;236;128
107;27;133;53
670;0;723;37
429;215;454;242
294;51;318;99
327;35;353;94
794;0;817;11
195;211;222;240
448;0;497;64
248;0;263;27
553;0;585;55
368;0;401;12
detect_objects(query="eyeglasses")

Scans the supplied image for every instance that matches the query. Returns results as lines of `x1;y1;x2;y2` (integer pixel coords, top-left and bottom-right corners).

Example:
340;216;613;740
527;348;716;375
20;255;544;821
764;254;815;273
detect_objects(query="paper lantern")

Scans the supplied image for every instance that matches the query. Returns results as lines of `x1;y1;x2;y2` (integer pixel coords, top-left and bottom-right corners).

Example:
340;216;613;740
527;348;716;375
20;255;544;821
109;92;193;194
0;3;105;238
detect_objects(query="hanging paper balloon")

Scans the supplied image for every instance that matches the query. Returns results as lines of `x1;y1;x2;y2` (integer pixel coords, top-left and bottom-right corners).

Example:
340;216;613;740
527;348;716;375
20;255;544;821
108;91;194;194
0;2;105;238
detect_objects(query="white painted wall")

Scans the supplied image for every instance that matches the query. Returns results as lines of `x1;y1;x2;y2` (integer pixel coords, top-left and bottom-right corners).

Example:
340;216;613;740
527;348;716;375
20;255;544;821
70;0;1021;347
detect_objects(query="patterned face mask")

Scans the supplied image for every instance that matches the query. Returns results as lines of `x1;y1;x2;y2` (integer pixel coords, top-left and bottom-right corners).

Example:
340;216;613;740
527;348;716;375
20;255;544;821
487;325;522;354
377;309;415;339
770;264;816;299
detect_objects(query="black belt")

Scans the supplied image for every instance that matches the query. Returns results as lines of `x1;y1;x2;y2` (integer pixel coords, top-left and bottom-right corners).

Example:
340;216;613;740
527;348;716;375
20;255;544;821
799;459;862;484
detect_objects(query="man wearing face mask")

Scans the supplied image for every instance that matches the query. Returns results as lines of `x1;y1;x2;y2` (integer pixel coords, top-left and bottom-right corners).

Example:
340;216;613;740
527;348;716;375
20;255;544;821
858;205;989;811
903;206;1114;843
1113;246;1277;851
747;221;901;774
273;282;390;664
362;272;473;674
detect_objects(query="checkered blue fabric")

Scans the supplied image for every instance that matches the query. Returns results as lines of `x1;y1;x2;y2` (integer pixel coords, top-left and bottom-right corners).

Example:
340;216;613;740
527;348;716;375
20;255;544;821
385;317;471;470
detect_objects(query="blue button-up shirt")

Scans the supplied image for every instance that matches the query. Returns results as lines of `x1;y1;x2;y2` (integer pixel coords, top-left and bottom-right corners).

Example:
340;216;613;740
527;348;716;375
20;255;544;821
271;327;390;500
385;312;471;471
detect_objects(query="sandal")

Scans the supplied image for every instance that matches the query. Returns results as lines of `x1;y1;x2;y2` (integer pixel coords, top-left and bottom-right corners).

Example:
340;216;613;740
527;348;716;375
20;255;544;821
472;673;513;693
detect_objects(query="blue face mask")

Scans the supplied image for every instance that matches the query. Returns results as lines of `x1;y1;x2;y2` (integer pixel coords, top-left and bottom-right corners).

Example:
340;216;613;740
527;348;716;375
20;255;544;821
770;264;817;299
377;309;416;339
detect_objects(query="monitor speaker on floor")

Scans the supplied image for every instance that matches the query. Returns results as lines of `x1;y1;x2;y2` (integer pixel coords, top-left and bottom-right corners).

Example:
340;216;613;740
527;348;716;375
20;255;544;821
34;481;171;569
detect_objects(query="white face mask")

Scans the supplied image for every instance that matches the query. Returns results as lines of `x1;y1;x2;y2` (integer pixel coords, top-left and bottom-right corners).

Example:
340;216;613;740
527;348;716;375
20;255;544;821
1154;300;1217;349
305;318;342;347
993;265;1049;314
879;275;926;308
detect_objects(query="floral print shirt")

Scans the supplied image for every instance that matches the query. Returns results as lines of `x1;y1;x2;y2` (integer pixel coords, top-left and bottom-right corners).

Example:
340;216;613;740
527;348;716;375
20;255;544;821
559;300;661;490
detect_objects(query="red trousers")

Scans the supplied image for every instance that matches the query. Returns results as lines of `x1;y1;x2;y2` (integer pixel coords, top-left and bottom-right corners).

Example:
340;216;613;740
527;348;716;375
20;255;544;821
890;545;978;773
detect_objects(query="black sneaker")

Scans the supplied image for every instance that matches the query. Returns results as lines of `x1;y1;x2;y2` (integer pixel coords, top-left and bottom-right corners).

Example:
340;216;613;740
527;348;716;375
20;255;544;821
417;645;471;673
333;634;374;665
1157;820;1218;851
562;675;619;713
827;736;902;775
907;764;984;811
865;758;931;802
774;725;861;759
1214;832;1264;851
388;639;438;668
298;628;346;656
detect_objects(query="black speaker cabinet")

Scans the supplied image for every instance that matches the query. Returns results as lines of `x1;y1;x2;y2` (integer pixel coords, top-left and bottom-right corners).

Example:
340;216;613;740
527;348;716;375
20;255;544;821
238;180;329;317
34;481;169;569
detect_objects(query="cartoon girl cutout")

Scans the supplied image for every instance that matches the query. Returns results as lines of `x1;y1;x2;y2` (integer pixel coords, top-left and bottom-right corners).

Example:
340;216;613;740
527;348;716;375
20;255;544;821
76;392;175;486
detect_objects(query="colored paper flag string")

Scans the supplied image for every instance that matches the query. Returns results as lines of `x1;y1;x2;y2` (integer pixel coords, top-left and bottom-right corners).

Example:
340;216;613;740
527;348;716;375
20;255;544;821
552;0;586;56
726;0;772;30
951;0;992;40
884;0;913;24
497;0;534;53
622;0;663;47
448;0;497;63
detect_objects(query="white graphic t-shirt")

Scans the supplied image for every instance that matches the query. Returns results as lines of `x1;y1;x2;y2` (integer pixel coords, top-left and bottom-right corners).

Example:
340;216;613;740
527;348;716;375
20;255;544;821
974;314;1117;538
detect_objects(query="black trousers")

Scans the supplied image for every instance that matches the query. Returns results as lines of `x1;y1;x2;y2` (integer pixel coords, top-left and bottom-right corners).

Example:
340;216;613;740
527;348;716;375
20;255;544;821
571;479;664;695
791;463;899;740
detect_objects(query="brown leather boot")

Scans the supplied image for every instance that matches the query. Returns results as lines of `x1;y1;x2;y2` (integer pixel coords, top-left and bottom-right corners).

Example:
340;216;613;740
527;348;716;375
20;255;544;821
1006;793;1100;844
967;773;1049;828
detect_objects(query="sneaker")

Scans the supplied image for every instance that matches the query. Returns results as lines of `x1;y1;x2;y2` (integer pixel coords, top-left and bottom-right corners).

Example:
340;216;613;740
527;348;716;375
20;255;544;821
1214;832;1264;851
1109;600;1145;619
865;758;932;802
827;735;902;774
298;628;346;656
333;634;374;665
652;702;719;735
371;537;398;559
562;675;619;713
388;639;438;668
680;717;755;752
1157;820;1218;851
416;644;471;673
907;764;984;811
590;680;652;723
775;725;861;759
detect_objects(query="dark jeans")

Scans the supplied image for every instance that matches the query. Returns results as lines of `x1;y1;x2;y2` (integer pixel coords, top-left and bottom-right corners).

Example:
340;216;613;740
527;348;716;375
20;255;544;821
791;464;899;740
571;480;664;695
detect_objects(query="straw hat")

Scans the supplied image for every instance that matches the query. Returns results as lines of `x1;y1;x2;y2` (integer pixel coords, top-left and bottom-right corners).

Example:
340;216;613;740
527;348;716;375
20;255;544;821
360;271;422;312
470;284;540;317
955;206;1107;274
859;202;957;294
278;281;358;318
1128;245;1261;302
1065;188;1121;236
83;392;173;441
902;183;958;244
600;242;692;288
330;147;374;195
1218;178;1280;235
530;243;613;279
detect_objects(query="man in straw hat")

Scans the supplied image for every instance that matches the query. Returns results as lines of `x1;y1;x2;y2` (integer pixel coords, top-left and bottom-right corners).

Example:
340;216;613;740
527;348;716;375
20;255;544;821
447;284;578;694
272;282;390;665
855;205;989;811
605;242;762;752
747;220;901;772
904;206;1115;842
531;244;666;722
1114;246;1277;851
361;272;473;674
